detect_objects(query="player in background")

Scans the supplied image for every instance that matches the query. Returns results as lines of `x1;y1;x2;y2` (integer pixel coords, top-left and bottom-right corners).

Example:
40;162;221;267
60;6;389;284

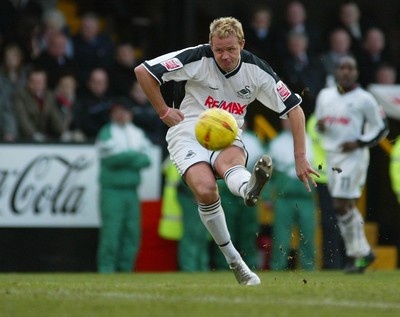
315;56;389;273
135;17;318;285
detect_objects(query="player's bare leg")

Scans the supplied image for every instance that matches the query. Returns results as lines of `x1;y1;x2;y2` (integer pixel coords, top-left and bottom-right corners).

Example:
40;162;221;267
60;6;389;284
185;162;260;285
213;148;261;284
335;198;376;273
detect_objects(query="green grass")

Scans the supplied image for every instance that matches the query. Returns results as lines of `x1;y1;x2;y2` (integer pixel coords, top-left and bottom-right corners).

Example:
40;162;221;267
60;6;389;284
1;271;400;317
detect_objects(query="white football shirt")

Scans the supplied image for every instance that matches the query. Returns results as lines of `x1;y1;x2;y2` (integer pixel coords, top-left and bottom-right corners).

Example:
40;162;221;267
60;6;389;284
142;44;301;128
315;86;388;152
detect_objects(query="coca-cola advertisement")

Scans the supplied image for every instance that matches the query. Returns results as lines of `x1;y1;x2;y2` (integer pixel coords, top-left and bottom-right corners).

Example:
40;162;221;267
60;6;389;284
0;144;161;227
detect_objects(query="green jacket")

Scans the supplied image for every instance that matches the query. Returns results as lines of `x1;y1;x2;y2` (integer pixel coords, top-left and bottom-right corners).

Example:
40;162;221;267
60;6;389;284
263;170;314;200
263;128;315;200
97;123;151;188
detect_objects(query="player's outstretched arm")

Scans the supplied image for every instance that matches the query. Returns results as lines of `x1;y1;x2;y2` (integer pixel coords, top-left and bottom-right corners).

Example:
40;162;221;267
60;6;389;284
288;106;320;192
134;65;184;127
134;65;168;116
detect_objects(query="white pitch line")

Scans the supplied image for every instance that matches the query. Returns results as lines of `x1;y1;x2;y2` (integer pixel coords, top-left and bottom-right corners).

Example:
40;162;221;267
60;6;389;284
90;291;400;310
6;288;400;310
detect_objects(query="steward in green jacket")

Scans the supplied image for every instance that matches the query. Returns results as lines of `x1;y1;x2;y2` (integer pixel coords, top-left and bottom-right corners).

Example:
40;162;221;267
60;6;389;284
96;100;151;273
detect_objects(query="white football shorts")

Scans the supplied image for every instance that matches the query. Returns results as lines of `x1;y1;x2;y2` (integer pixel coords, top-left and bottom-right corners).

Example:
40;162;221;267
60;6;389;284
326;147;369;199
166;116;246;176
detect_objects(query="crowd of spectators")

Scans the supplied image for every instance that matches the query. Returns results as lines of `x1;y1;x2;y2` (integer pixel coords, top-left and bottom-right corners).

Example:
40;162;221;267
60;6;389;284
0;0;163;146
0;0;399;147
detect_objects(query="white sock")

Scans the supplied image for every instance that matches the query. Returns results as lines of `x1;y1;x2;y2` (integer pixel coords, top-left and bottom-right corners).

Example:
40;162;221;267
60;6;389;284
198;198;241;264
337;208;371;258
223;165;251;198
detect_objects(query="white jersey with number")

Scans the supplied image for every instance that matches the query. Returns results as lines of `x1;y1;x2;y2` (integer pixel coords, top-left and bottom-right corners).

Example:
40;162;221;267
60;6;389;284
315;86;388;198
142;44;302;175
315;86;387;153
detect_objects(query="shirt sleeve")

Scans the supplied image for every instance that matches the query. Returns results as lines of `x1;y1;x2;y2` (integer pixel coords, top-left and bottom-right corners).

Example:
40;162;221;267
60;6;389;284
314;89;325;121
142;45;210;85
358;93;389;147
251;56;302;118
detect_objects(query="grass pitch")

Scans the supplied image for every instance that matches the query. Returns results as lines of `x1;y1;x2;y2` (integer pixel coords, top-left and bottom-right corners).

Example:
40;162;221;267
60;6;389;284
1;270;400;317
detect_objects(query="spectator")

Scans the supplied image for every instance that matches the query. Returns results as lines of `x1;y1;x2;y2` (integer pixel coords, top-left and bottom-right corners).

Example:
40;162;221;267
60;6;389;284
0;0;43;62
264;119;317;271
368;63;399;137
0;43;30;93
374;63;397;84
275;1;323;62
129;80;168;153
280;31;327;118
54;73;85;142
0;79;18;142
243;5;276;65
73;68;113;141
0;43;30;142
333;1;374;56
320;28;353;87
73;12;114;85
96;98;152;273
33;31;78;89
39;8;74;58
108;42;140;98
358;27;393;88
12;67;63;142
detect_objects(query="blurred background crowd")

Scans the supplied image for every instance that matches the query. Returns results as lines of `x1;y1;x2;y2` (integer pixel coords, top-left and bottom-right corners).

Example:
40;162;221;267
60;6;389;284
0;0;399;143
0;0;399;272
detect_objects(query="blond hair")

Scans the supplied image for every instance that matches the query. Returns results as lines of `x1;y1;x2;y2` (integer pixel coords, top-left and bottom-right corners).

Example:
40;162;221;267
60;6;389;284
209;17;244;43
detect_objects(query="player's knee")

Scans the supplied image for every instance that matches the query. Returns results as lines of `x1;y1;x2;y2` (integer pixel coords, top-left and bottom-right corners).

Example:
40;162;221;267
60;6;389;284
334;203;353;216
193;182;218;203
333;199;351;215
334;206;346;216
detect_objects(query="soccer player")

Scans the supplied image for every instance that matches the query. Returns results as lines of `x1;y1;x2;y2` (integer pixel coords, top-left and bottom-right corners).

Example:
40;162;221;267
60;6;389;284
135;17;318;285
315;56;389;273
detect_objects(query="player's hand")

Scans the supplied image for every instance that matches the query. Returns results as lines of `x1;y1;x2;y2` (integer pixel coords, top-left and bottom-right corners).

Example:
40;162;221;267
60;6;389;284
316;119;325;132
161;108;185;127
341;141;359;152
295;155;320;192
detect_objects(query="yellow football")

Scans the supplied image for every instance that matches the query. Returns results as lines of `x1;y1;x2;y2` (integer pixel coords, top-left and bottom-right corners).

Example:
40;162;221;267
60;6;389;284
195;108;238;151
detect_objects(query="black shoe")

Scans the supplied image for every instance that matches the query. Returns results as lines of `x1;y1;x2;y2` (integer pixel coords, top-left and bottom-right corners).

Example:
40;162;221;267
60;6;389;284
244;155;272;207
344;251;376;274
344;257;356;273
